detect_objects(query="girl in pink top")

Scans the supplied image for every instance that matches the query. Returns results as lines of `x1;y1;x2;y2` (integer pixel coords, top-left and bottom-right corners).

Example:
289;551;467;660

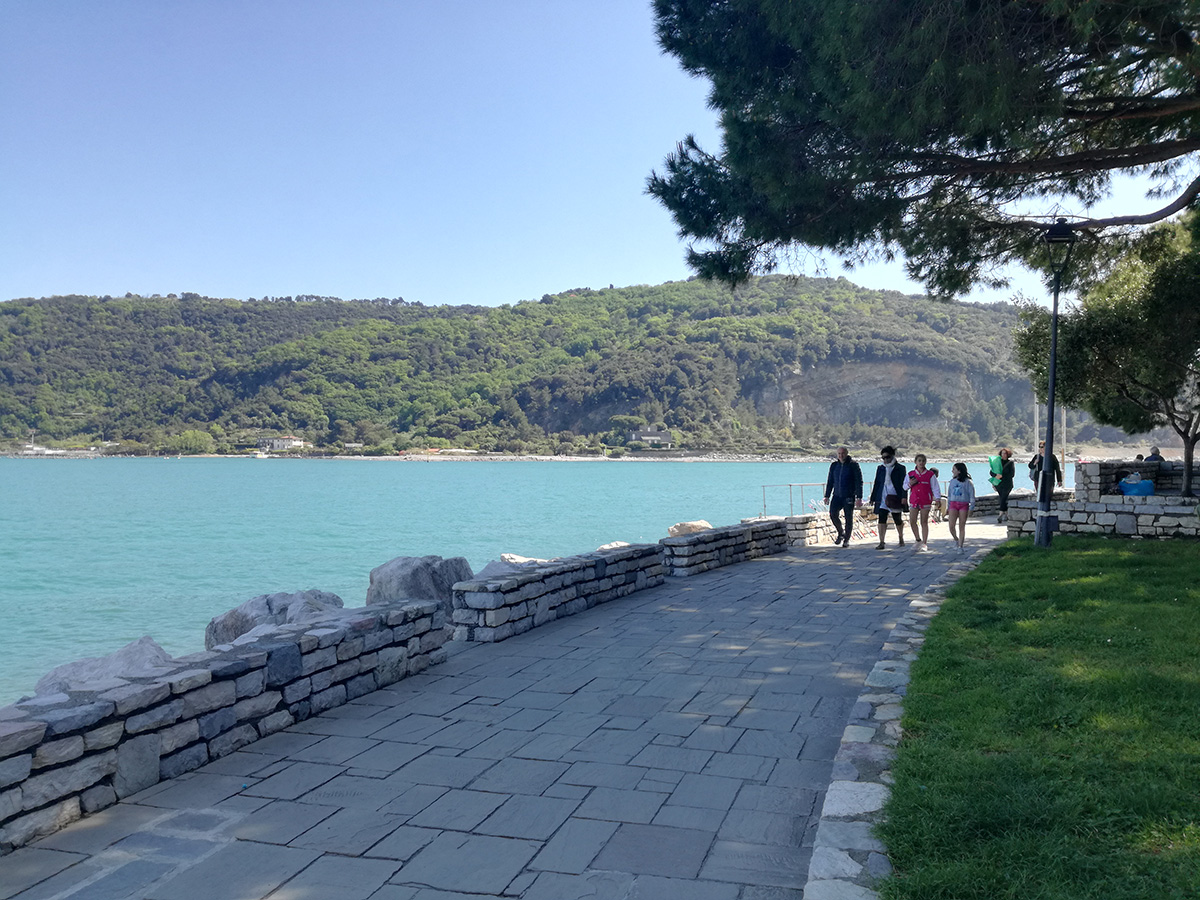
905;454;941;552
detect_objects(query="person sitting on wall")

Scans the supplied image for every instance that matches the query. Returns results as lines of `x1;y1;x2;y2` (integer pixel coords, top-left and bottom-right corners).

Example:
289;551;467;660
1145;446;1164;462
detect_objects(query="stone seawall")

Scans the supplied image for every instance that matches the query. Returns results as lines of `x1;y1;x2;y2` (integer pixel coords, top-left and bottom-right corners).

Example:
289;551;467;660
450;515;844;645
0;509;865;853
450;544;666;643
0;600;447;853
662;520;792;576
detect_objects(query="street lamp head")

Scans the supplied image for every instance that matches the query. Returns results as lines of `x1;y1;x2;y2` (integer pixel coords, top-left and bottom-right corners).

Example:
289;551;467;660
1044;217;1078;276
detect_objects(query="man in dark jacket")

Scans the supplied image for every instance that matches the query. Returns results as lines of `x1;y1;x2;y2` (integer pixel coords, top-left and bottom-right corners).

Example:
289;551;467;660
1028;441;1063;499
824;446;863;547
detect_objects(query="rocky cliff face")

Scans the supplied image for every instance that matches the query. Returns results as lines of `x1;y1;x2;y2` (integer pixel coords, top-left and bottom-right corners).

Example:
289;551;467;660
755;359;1031;428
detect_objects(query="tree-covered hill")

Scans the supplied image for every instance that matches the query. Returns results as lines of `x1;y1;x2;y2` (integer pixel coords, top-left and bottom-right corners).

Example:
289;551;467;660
0;277;1040;453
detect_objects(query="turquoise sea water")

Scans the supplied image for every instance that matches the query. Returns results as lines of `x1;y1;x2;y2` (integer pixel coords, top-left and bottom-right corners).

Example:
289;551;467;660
0;456;1062;705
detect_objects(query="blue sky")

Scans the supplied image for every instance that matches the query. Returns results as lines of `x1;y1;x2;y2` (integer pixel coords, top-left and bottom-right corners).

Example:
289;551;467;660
0;1;1157;308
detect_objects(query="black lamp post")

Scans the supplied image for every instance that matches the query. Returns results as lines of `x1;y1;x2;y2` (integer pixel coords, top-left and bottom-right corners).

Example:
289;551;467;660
1034;218;1078;547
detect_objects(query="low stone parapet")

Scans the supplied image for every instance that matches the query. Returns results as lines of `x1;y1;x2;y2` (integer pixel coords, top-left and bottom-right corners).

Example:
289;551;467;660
662;520;790;576
784;513;842;545
973;487;1068;518
1006;494;1200;538
0;600;446;853
974;488;1035;517
450;544;665;642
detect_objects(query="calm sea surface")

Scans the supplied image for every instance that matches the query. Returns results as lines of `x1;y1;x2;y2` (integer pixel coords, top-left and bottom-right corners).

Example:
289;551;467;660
0;456;1062;705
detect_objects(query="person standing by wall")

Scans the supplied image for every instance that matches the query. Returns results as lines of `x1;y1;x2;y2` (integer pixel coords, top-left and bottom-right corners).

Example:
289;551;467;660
824;446;863;547
994;448;1016;523
946;462;976;553
869;445;907;549
1028;440;1063;495
905;453;940;552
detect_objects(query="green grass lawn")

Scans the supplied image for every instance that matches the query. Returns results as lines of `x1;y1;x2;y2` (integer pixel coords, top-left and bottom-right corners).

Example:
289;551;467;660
878;535;1200;900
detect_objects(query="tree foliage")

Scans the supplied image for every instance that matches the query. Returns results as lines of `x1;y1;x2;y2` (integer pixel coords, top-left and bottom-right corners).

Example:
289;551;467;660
0;279;1036;454
649;0;1200;297
1015;218;1200;493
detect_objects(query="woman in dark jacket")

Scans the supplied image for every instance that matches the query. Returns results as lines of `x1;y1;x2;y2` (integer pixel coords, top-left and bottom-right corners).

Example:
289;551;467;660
868;445;907;549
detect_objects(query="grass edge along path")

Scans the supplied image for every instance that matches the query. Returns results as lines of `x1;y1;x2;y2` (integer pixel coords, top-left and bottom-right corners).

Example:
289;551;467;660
877;535;1200;900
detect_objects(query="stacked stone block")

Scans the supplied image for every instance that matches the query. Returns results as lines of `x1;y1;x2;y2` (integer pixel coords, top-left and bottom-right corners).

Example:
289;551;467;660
451;544;665;643
740;515;835;547
785;514;840;545
661;520;790;576
0;599;446;854
1007;494;1200;538
1073;459;1200;502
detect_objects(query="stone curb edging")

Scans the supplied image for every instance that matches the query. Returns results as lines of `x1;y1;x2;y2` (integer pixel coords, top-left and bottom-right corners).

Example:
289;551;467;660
803;546;992;900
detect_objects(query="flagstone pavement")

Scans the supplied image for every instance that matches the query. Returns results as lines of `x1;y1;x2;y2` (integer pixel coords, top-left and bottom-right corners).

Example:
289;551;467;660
3;522;1004;900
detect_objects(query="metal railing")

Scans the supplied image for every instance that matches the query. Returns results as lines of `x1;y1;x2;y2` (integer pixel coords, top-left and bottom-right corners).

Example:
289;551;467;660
760;482;825;517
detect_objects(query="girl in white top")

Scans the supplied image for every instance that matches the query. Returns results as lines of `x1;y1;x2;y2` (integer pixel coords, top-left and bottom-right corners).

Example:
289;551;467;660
945;462;976;553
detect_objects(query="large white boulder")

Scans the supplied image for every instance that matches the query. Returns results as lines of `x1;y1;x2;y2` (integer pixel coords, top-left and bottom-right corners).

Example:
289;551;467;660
204;589;345;649
36;636;177;695
365;555;473;609
668;520;713;536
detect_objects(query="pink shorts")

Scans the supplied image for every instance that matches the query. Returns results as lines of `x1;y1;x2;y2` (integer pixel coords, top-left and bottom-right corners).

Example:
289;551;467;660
948;501;970;511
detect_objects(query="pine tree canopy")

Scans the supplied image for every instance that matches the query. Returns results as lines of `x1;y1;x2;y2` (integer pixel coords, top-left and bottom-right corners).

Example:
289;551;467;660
648;0;1200;297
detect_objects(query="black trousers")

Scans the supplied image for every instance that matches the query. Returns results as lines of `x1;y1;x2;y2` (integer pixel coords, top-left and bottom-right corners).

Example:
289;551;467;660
877;510;904;528
829;498;855;540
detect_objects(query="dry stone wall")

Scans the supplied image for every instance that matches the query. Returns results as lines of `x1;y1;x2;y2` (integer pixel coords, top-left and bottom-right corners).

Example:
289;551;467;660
1004;459;1200;538
451;516;839;645
451;544;666;642
0;508;917;853
1074;459;1200;502
0;600;446;853
1006;495;1200;538
661;520;791;576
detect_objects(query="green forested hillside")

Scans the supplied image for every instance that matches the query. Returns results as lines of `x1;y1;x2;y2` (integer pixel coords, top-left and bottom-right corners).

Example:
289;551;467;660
0;276;1040;454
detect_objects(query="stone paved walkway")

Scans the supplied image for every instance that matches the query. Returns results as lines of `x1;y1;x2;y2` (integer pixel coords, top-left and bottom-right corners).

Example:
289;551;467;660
3;524;1003;900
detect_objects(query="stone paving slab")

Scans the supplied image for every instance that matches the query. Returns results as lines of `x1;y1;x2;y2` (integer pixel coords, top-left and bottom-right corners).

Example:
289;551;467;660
8;528;1000;899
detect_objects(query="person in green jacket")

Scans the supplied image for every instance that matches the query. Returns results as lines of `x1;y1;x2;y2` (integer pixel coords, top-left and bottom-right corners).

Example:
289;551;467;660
990;447;1016;523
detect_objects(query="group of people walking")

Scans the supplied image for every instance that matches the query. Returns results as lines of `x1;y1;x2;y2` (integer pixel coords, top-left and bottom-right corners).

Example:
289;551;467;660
824;446;978;553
